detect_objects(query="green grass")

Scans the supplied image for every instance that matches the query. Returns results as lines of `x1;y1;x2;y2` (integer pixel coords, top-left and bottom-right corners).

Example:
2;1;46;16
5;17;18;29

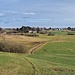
0;52;35;75
50;30;68;35
34;42;75;55
27;35;75;75
26;57;75;75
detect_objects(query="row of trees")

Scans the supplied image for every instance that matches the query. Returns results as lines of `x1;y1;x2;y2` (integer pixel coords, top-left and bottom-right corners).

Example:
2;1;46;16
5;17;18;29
0;26;75;34
16;26;46;33
17;26;75;33
67;27;75;31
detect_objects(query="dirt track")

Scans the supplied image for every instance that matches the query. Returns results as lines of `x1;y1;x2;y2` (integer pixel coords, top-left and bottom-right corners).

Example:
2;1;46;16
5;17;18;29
27;41;46;54
23;57;38;75
23;41;47;75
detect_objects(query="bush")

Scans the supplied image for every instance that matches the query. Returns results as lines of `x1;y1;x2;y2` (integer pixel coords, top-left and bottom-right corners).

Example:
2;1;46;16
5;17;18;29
39;30;47;34
0;41;28;53
25;33;39;37
67;32;75;35
48;32;54;36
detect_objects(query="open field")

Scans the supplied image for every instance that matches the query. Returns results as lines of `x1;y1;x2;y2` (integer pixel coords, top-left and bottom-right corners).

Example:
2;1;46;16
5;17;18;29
27;42;75;75
0;31;75;75
0;34;46;49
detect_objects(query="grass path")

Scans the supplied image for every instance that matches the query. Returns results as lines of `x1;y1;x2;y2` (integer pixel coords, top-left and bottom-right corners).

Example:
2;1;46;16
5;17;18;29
23;56;38;75
27;41;47;54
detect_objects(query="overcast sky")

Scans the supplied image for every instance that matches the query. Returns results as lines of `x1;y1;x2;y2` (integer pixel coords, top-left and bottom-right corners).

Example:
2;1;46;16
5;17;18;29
0;0;75;28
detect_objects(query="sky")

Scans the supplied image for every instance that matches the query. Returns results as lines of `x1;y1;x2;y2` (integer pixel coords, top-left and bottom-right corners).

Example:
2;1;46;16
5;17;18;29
0;0;75;28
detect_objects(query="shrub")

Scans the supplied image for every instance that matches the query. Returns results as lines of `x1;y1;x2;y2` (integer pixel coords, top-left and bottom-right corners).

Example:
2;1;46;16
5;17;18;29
48;32;54;36
67;32;75;35
0;41;28;53
0;42;5;51
39;30;47;34
25;33;39;37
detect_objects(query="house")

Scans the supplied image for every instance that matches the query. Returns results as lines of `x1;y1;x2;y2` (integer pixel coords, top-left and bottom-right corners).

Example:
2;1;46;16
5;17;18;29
29;30;33;33
33;31;37;33
29;30;37;33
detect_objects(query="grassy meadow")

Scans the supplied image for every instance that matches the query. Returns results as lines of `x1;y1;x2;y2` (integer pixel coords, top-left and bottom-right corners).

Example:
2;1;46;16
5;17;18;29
0;30;75;75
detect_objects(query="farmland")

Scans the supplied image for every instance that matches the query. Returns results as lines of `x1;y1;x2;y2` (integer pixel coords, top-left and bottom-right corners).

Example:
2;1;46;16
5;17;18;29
0;30;75;75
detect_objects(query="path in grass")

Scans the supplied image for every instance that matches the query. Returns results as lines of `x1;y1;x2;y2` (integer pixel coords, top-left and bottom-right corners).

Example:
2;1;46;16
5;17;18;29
23;56;38;75
0;52;39;75
27;41;47;54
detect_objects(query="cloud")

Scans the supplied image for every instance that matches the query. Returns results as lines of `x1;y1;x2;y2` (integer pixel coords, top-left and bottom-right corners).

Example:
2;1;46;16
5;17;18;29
64;18;75;21
28;19;51;22
23;12;35;15
6;11;20;15
4;21;10;24
10;18;51;23
12;18;23;21
4;11;35;16
0;13;5;16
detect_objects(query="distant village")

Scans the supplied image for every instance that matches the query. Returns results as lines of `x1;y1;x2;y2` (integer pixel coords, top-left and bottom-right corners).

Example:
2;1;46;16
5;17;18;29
0;26;75;36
